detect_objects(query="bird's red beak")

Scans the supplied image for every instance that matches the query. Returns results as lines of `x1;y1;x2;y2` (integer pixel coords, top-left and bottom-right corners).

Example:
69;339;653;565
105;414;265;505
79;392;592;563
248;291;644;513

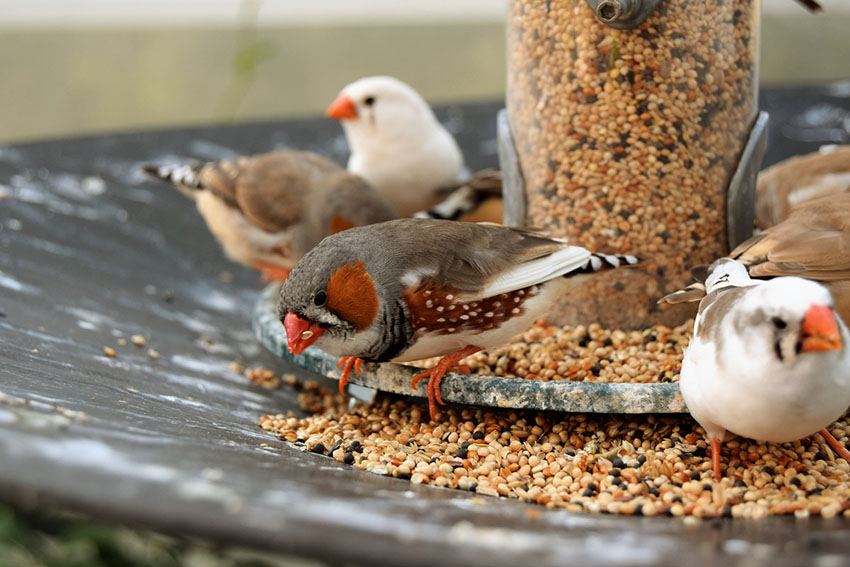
326;94;358;120
801;304;842;353
283;313;325;355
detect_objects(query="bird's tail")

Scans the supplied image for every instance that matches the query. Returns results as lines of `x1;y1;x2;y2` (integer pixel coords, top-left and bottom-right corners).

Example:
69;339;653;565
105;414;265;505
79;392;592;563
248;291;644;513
658;282;707;305
658;264;710;305
413;168;502;221
539;251;639;297
141;163;206;191
658;259;753;305
574;252;640;274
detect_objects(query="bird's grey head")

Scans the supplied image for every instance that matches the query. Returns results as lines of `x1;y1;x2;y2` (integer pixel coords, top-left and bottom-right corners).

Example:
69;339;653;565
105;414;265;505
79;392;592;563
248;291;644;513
277;235;381;356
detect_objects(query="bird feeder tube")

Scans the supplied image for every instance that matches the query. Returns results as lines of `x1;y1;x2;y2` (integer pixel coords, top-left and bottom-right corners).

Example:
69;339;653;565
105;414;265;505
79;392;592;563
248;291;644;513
500;0;764;329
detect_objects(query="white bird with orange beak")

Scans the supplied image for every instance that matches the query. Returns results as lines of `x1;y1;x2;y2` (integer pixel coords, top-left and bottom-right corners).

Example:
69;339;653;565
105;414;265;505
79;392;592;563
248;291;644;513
679;258;850;479
326;76;466;217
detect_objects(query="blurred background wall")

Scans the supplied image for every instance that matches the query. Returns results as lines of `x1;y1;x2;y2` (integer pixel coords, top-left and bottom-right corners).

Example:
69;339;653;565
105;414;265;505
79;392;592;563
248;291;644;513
0;0;848;144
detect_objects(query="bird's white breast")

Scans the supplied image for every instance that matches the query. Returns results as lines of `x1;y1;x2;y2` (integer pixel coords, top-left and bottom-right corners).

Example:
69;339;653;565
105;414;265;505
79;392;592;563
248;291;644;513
680;329;850;444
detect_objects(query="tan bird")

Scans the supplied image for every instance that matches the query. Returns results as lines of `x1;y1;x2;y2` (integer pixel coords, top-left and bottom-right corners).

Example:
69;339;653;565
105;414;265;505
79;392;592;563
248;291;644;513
662;192;850;324
143;150;397;282
756;145;850;228
731;192;850;323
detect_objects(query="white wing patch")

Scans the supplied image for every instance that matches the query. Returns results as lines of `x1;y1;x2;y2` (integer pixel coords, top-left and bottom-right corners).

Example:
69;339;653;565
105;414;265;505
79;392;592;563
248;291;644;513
400;268;437;288
464;245;591;301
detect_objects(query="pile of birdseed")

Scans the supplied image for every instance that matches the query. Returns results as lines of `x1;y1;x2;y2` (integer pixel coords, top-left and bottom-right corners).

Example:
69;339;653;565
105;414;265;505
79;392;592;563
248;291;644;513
505;0;758;328
410;320;691;383
256;321;850;519
259;380;850;519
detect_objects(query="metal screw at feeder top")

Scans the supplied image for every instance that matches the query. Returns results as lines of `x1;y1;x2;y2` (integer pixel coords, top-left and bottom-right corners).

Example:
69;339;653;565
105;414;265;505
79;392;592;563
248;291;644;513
585;0;663;29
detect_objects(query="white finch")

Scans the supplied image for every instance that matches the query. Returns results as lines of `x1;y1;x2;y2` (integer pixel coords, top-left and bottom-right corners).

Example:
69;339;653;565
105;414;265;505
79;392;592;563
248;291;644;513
326;76;467;217
679;258;850;478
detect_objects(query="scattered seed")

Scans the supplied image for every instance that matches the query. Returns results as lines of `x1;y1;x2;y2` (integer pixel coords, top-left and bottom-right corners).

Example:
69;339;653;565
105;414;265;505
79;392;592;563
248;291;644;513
258;377;850;519
244;367;281;390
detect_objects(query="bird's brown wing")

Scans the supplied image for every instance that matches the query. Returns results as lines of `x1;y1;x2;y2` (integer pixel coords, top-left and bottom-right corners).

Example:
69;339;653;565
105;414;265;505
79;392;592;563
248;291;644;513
216;150;342;234
734;194;850;281
755;145;850;227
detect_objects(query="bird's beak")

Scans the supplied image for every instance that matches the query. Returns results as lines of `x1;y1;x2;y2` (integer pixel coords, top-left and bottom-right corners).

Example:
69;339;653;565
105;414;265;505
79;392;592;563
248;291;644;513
326;95;358;120
283;313;325;355
801;304;843;353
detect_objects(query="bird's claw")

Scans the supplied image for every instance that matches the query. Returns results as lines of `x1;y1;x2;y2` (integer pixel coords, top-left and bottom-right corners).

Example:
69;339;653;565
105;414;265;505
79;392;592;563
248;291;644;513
338;357;364;395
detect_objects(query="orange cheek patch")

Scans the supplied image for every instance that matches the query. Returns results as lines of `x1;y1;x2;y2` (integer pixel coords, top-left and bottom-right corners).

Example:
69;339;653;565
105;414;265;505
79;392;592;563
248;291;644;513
328;215;356;235
326;259;379;332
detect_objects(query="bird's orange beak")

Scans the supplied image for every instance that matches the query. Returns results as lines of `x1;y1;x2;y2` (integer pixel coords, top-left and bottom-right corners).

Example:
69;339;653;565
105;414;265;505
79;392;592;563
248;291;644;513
326;94;358;120
801;304;842;353
283;313;325;355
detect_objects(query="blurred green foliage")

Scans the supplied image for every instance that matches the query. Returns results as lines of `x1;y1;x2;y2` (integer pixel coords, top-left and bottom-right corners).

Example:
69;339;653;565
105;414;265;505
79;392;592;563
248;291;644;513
0;502;277;567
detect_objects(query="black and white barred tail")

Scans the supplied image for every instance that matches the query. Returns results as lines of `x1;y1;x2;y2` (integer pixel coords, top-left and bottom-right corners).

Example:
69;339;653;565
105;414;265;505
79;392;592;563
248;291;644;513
141;163;206;190
575;252;640;275
413;168;502;222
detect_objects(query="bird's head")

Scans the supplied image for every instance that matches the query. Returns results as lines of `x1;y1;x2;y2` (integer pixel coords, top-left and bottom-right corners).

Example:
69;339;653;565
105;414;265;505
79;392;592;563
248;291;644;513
325;76;436;142
739;277;844;365
277;233;382;358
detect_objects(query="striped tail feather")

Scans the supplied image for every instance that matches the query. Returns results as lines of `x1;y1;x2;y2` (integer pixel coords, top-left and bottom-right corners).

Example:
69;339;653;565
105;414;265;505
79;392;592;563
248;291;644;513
576;252;640;274
414;168;502;221
141;163;206;190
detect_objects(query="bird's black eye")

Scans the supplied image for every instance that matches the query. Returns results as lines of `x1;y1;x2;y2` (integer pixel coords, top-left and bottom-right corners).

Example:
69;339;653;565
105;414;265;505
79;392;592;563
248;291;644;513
772;317;787;329
363;96;375;106
313;290;328;307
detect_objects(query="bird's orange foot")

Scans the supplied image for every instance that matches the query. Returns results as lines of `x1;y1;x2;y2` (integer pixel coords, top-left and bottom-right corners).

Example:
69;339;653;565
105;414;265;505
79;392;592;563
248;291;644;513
337;356;364;395
711;437;723;479
254;262;291;283
819;428;850;463
410;345;481;421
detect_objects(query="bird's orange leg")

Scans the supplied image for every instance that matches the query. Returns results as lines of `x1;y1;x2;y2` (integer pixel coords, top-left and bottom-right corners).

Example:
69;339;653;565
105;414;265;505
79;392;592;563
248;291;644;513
253;262;291;283
410;345;481;421
337;356;364;395
819;428;850;463
711;438;723;479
